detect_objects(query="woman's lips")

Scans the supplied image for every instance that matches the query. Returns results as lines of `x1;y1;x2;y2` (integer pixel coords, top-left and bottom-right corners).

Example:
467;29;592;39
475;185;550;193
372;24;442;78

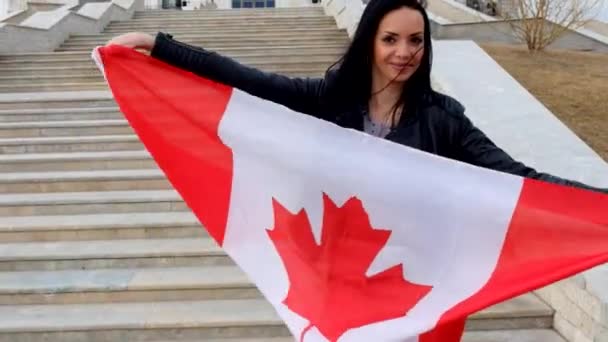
390;63;413;72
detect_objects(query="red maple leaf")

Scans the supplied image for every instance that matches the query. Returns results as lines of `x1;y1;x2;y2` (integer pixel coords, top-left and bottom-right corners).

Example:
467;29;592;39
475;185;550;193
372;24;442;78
267;193;433;342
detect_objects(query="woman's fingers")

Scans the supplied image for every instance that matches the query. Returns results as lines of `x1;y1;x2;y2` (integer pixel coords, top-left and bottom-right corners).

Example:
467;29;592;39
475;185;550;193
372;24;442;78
106;32;155;51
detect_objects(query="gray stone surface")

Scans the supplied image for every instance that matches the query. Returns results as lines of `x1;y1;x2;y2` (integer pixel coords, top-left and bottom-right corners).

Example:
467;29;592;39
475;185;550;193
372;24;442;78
0;0;139;54
0;266;249;293
0;134;142;154
0;119;131;137
0;90;111;103
464;329;567;342
0;189;180;206
77;2;112;20
0;169;162;183
20;7;70;29
427;0;494;23
0;188;187;215
0;150;155;173
0;211;195;230
429;19;608;52
0;299;279;331
586;268;608;309
0;238;220;260
0;150;149;163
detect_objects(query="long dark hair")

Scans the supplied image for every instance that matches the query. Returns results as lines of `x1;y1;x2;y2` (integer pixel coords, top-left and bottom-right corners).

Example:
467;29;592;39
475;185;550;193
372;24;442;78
325;0;434;127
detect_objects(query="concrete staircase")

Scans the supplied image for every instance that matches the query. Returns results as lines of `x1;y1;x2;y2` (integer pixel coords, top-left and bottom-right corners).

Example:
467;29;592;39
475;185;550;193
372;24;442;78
0;6;567;342
0;7;348;93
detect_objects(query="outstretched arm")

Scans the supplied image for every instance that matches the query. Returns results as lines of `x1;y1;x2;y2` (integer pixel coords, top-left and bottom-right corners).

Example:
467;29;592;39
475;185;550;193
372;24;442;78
150;32;331;119
107;32;331;119
457;114;607;194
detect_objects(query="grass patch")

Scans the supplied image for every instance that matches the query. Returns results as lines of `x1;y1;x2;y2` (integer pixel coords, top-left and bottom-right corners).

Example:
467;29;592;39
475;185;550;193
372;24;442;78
479;43;608;161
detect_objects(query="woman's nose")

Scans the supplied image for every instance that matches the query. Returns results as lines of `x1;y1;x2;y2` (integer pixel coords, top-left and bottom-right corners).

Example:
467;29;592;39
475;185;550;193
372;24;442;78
396;42;416;59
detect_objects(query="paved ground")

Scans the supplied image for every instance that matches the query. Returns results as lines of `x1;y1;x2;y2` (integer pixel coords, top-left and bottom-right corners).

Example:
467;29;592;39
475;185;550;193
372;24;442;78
427;0;485;23
584;20;608;37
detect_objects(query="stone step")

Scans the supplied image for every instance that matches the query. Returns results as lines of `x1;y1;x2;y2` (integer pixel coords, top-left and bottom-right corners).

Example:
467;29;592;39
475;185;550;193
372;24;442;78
463;329;566;342
0;134;142;154
63;33;345;46
0;294;553;341
0;119;131;137
103;22;335;32
0;189;186;217
0;99;115;110
107;16;333;25
0;74;328;93
147;339;292;342
89;330;568;342
0;212;202;242
0;265;255;304
0;169;172;193
0;66;115;77
68;28;344;42
133;7;323;17
0;83;108;93
101;19;332;34
102;24;338;34
0;299;289;341
102;21;335;32
72;26;339;39
0;91;115;110
0;65;328;86
135;6;323;12
0;150;154;172
0;107;121;122
114;12;330;19
0;71;325;93
0;49;344;68
59;37;348;50
0;44;346;62
0;58;337;77
131;11;325;19
0;263;547;330
0;238;226;271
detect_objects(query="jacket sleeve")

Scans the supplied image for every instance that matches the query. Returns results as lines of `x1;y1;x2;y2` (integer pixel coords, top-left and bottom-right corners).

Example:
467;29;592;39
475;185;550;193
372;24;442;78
457;114;607;194
150;32;329;118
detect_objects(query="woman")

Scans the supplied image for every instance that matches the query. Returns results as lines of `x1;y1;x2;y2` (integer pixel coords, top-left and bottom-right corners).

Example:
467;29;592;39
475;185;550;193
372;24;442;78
107;0;607;194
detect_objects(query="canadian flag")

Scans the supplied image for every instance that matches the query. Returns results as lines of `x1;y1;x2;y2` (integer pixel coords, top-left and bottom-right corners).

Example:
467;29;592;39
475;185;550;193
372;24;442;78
93;45;608;342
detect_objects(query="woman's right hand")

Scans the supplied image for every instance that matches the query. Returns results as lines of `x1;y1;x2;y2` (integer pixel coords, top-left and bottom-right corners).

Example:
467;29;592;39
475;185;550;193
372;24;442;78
106;32;156;52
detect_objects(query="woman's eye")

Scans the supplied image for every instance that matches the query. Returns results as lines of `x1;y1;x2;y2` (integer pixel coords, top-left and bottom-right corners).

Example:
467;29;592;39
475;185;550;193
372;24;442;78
382;36;396;43
411;37;423;44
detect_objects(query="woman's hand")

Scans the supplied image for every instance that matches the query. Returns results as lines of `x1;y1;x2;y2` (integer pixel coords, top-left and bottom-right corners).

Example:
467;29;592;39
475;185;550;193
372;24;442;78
106;32;156;52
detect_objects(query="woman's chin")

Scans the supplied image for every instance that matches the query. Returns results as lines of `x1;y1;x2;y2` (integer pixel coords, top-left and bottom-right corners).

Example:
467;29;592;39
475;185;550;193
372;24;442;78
385;67;413;82
391;71;412;82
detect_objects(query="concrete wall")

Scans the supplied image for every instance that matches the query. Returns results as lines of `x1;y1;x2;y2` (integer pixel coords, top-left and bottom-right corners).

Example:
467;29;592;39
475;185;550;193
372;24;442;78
0;8;30;22
210;0;311;9
0;0;7;17
276;0;314;7
0;0;141;54
322;0;364;36
430;18;608;52
144;0;161;9
1;0;73;17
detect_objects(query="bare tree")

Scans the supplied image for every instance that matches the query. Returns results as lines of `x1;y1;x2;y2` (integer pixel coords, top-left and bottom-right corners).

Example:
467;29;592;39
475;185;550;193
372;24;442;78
498;0;603;51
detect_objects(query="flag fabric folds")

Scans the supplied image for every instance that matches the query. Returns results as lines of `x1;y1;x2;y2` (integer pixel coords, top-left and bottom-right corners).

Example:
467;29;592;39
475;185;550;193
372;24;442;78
93;45;608;342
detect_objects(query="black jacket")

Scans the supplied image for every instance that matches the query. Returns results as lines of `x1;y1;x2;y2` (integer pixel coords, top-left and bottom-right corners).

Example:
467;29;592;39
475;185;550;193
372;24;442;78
151;32;607;194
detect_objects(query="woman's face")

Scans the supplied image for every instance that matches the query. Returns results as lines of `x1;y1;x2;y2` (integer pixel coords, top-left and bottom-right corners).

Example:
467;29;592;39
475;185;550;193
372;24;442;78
372;7;425;86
